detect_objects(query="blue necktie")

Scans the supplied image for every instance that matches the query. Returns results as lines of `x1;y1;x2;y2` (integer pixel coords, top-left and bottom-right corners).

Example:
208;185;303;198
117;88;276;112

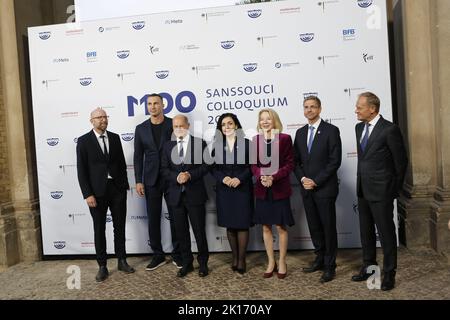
307;126;315;153
360;123;370;152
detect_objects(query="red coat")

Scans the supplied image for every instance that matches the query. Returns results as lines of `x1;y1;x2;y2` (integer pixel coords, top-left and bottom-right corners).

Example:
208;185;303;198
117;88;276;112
251;133;294;200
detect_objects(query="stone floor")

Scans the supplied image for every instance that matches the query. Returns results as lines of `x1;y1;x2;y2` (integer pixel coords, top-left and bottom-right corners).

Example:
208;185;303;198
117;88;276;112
0;247;449;300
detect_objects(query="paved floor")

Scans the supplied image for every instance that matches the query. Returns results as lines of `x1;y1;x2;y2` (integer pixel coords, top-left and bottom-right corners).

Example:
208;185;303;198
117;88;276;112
0;247;449;300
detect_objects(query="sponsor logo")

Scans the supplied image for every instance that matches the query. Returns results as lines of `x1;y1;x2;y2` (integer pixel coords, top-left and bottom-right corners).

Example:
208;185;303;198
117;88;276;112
60;112;79;118
318;1;340;12
65;29;84;36
132;21;145;30
180;44;200;51
201;11;230;22
165;19;183;24
127;91;197;116
257;35;277;47
54;241;66;249
80;77;92;86
192;65;221;75
149;45;160;54
98;26;120;33
47;138;59;146
318;55;339;65
42;79;59;89
363;53;374;63
300;33;315;42
86;51;97;62
275;61;300;69
39;32;51;40
98;27;104;32
117;50;130;59
155;70;169;79
121;133;134;142
50;191;63;199
68;213;86;224
275;62;281;69
344;87;366;97
280;7;301;14
243;63;258;72
117;72;135;83
303;92;319;99
221;40;235;49
343;29;356;41
358;0;373;8
248;9;262;18
53;58;69;63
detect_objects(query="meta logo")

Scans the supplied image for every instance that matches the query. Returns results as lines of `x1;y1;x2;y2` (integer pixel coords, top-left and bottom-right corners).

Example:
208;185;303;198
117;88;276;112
39;31;51;40
117;50;130;59
80;77;92;86
54;241;66;249
358;0;373;8
121;133;134;142
243;63;258;72
53;58;69;63
132;21;145;30
155;70;169;79
343;29;356;40
47;138;59;146
127;91;197;116
300;33;315;42
50;191;63;199
221;40;235;49
248;9;262;18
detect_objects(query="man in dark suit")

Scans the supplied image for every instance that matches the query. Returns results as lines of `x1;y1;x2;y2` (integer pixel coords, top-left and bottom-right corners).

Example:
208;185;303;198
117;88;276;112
134;94;180;271
351;92;408;291
76;108;135;282
294;96;342;283
160;115;210;278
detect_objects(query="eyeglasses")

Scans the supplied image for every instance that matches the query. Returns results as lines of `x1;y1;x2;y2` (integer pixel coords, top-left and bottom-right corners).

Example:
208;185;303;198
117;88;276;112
91;116;109;120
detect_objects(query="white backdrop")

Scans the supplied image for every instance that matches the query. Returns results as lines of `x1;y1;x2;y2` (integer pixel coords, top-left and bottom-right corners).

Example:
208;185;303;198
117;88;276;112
28;0;395;255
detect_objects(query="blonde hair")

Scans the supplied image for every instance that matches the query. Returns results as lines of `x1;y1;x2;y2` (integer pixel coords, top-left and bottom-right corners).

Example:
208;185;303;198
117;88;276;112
257;109;283;132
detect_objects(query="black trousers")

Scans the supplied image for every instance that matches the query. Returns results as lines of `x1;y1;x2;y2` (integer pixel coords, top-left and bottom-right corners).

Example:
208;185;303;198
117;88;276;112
358;197;397;273
89;179;127;266
302;193;338;270
172;194;209;268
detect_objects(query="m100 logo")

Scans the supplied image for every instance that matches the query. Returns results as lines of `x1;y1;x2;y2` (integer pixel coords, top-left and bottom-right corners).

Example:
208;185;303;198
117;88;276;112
127;91;196;116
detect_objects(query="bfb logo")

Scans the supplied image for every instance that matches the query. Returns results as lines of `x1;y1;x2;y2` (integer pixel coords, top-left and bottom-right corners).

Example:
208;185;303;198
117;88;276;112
80;77;92;86
358;0;373;8
248;9;262;18
127;91;197;116
121;133;134;142
221;41;235;49
243;63;258;72
117;50;130;59
54;241;66;249
50;191;63;199
132;21;145;30
300;33;315;42
156;70;169;79
87;52;96;58
47;138;59;146
39;32;51;40
343;29;356;36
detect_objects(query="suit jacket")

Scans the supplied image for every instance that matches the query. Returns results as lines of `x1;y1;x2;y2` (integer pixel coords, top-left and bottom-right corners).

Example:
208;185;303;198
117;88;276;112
76;130;129;199
294;120;342;198
160;135;210;206
251;133;294;200
356;116;408;201
133;116;173;187
212;138;253;193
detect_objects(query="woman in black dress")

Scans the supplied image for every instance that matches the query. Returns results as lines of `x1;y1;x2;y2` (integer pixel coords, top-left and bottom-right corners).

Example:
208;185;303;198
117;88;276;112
212;113;254;274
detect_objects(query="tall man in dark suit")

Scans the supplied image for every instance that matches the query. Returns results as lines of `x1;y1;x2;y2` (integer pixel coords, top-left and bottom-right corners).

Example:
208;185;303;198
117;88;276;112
294;96;342;283
77;108;135;282
351;92;408;291
134;94;180;271
160;115;210;278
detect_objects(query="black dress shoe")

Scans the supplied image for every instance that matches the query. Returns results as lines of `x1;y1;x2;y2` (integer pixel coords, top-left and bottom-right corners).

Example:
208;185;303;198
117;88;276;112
351;265;376;282
118;259;135;273
320;270;336;283
302;261;324;273
198;265;209;277
95;266;109;282
381;271;396;291
177;264;194;278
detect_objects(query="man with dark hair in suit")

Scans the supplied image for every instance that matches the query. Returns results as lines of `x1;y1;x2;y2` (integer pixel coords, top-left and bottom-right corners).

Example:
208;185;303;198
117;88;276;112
294;96;342;283
76;107;135;282
161;115;210;278
134;94;180;271
351;92;408;291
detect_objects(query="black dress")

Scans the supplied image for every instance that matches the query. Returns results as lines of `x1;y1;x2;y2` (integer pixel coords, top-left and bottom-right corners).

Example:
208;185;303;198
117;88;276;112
212;138;254;229
253;139;294;226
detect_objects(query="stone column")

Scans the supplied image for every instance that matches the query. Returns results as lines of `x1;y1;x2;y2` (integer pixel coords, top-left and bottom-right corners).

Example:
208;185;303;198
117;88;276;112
0;0;41;265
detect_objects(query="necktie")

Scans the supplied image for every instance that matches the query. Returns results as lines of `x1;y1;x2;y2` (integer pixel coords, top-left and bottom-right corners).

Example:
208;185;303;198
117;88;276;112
178;139;184;161
100;135;108;157
360;123;370;152
307;126;315;153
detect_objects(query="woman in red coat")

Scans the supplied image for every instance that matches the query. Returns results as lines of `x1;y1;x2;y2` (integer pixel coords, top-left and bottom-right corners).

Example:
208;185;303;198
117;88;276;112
251;109;295;279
